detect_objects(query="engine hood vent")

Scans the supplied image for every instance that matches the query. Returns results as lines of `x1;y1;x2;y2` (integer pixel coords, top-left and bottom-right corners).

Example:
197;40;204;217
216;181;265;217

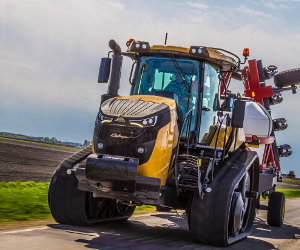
100;97;168;118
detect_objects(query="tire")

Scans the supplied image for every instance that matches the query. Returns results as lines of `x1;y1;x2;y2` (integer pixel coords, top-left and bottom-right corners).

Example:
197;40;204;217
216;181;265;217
267;192;285;226
274;68;300;87
48;146;136;225
188;151;259;246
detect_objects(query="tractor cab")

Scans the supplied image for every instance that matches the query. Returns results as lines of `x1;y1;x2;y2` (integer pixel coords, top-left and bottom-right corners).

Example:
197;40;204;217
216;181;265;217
131;55;221;142
132;56;200;137
98;40;238;144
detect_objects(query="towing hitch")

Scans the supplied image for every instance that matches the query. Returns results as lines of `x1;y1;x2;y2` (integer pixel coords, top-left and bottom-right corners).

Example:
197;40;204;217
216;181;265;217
73;153;161;204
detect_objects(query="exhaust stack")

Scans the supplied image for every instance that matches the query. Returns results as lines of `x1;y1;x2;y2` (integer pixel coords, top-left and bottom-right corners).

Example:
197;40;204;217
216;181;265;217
107;39;123;97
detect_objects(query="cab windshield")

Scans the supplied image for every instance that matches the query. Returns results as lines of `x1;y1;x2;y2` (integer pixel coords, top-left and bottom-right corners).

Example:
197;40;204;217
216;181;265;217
133;56;201;135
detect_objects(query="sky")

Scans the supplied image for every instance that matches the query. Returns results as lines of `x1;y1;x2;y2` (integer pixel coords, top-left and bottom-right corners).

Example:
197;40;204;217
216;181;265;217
0;0;300;175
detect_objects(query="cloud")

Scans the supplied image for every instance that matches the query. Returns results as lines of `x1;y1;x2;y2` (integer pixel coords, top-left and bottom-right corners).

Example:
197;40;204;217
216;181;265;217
259;0;300;9
237;6;275;18
261;1;289;10
186;1;209;9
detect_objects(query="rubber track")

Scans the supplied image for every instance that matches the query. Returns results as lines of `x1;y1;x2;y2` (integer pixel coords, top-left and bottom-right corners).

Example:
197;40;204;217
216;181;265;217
48;146;92;225
48;146;135;225
189;150;259;246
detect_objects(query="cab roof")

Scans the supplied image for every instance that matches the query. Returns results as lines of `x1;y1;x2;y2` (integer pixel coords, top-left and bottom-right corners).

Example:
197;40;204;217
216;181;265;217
126;41;239;72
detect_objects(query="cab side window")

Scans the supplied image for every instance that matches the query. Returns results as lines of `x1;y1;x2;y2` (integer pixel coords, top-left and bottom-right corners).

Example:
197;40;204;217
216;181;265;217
199;64;220;143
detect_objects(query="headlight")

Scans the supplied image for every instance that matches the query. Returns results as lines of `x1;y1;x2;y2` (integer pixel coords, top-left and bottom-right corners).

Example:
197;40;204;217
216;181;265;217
129;41;150;52
98;112;157;127
98;113;112;123
129;116;158;127
189;46;208;56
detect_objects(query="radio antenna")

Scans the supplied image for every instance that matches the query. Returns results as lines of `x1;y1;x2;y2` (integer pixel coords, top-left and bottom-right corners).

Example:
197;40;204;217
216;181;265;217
164;33;168;45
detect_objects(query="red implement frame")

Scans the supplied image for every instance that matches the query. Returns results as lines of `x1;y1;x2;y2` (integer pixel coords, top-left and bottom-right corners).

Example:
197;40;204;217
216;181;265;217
243;60;273;105
241;60;280;173
220;72;232;94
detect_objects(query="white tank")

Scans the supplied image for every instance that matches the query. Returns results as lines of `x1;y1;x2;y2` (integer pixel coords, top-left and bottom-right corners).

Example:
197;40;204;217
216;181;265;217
243;102;272;138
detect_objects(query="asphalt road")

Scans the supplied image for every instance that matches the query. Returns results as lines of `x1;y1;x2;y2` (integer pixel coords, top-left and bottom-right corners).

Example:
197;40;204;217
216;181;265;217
0;199;299;250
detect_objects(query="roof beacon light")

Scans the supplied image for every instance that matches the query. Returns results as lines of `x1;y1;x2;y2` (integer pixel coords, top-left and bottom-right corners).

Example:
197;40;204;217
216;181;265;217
243;48;250;57
126;38;135;47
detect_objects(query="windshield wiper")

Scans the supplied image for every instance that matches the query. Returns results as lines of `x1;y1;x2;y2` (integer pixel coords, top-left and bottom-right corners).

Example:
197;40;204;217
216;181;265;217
170;55;191;93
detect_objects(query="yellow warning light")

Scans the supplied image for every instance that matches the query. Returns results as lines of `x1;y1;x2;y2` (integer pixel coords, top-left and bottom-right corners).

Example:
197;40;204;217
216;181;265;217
243;48;250;57
251;91;255;97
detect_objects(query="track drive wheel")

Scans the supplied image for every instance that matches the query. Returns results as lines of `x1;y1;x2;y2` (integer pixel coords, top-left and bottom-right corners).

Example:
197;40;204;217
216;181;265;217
188;151;259;246
267;192;285;226
48;146;135;225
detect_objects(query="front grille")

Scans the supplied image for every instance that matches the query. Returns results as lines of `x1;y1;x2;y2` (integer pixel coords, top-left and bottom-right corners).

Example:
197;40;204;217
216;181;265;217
100;123;157;144
93;122;157;165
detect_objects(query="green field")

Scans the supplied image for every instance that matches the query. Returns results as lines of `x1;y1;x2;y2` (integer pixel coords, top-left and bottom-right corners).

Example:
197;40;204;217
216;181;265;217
282;178;300;184
0;181;155;223
0;182;50;222
1;181;299;223
276;189;300;199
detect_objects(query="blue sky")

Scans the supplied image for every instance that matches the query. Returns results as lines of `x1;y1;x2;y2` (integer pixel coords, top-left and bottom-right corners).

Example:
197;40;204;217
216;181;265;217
0;0;299;175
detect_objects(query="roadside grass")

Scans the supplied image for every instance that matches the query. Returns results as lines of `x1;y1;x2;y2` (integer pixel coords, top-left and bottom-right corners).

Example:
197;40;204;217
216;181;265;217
276;189;300;199
260;189;300;200
0;181;156;223
282;178;300;184
2;181;300;224
134;205;156;214
0;181;51;223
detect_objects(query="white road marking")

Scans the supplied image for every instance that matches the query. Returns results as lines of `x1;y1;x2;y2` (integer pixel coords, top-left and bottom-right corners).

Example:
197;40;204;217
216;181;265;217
0;226;48;235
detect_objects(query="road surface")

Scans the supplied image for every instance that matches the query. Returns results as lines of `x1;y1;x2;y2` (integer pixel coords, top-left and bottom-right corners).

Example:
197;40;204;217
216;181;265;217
0;199;299;250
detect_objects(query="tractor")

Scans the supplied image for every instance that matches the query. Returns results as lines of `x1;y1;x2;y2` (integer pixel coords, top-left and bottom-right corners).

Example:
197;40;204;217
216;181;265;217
48;38;300;246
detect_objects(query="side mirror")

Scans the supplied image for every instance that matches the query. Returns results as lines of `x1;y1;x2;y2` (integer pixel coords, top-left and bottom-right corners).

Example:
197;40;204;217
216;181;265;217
129;61;137;85
213;93;220;111
98;57;111;83
231;99;246;128
224;93;236;112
